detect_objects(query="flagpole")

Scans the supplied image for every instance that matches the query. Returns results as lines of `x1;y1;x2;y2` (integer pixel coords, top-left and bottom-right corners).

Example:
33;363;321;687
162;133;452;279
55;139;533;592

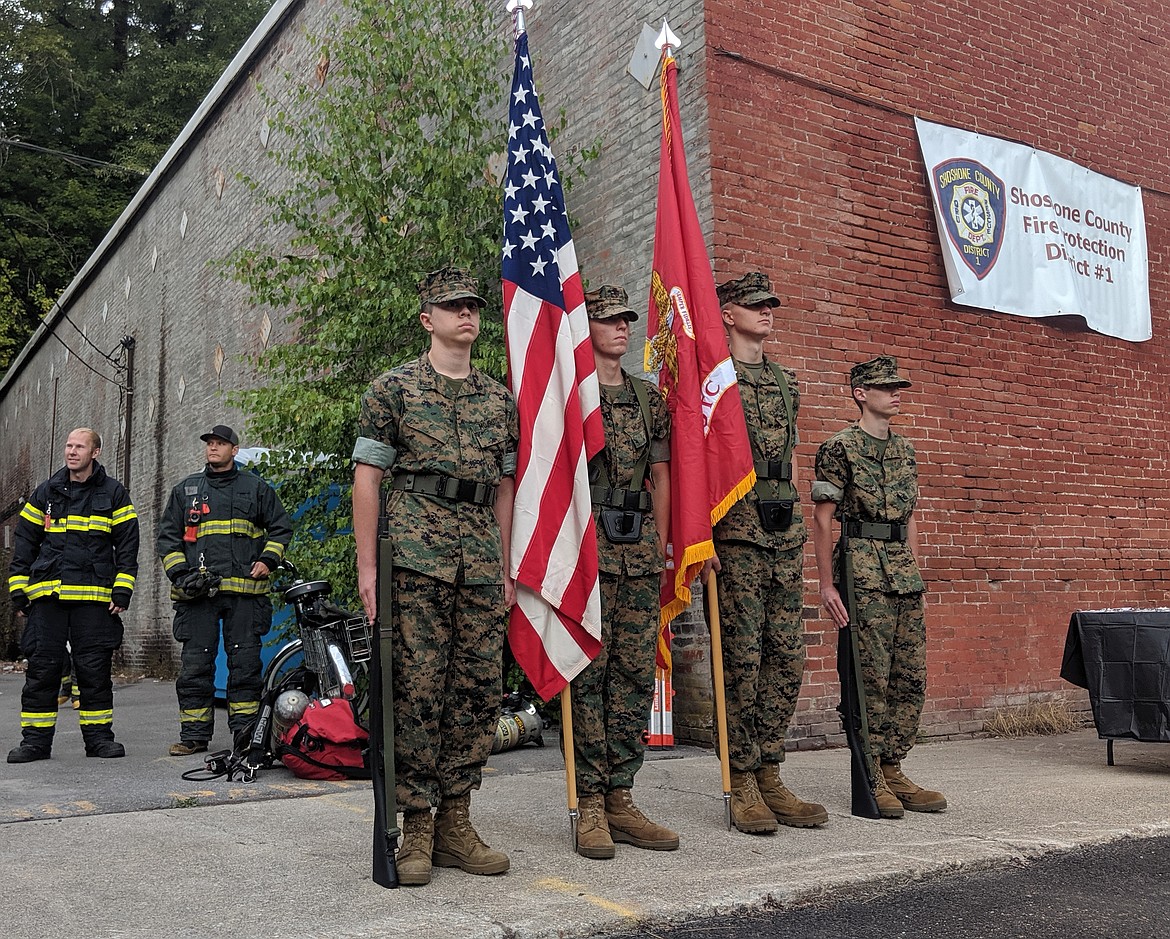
706;571;733;829
507;0;531;36
560;688;580;849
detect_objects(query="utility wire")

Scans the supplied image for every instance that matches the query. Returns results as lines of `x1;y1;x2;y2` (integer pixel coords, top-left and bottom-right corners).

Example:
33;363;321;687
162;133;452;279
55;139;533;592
43;329;124;388
0;137;147;177
54;309;125;369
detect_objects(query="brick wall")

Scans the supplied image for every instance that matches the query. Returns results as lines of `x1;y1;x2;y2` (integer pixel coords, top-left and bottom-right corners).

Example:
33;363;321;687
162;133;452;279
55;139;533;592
706;0;1170;742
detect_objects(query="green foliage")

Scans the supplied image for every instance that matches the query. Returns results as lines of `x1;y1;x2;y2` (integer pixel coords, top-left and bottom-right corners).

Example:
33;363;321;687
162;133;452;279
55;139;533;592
0;259;50;372
226;0;513;606
0;0;269;361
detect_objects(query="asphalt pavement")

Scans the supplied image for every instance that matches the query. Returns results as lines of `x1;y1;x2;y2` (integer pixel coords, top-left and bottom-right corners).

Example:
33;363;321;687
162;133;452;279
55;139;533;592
2;671;1169;939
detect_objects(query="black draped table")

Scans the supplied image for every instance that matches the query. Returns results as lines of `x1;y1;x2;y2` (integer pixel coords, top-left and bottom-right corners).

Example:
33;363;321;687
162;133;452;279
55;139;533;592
1061;609;1170;764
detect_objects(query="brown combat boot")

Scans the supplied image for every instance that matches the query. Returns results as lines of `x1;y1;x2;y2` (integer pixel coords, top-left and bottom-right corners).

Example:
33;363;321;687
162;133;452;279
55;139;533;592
604;788;679;851
872;759;905;819
433;792;510;875
575;793;616;859
882;760;948;812
396;810;434;886
755;763;828;828
730;770;778;834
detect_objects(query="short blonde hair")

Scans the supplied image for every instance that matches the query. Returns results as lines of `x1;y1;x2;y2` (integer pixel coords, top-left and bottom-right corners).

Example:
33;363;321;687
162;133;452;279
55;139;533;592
69;427;102;449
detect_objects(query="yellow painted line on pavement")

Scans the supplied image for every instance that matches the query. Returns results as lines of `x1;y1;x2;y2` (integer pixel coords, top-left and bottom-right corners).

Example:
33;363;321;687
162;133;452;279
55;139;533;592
321;793;371;816
536;876;642;919
270;782;329;794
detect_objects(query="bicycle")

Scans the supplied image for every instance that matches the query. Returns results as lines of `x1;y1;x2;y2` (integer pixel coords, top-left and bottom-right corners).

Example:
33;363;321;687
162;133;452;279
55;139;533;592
262;560;372;714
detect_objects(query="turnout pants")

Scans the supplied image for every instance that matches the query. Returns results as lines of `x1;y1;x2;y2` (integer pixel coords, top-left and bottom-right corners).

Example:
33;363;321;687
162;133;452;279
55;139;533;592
391;568;505;813
570;569;659;796
18;598;124;751
173;593;271;742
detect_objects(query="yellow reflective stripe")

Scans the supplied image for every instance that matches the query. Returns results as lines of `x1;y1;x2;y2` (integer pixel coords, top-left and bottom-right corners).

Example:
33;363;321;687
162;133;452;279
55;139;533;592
263;541;286;560
9;574;29;590
111;505;138;525
43;515;112;533
21;711;58;728
56;585;114;603
180;708;212;723
163;552;188;572
196;519;264;539
78;709;113;725
228;701;260;716
20;503;44;525
25;581;61;599
219;577;269;595
26;581;119;602
113;573;136;590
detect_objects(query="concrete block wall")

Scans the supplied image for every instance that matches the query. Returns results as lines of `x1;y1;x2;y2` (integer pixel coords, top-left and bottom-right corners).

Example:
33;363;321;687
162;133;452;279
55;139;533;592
706;0;1170;744
0;0;334;673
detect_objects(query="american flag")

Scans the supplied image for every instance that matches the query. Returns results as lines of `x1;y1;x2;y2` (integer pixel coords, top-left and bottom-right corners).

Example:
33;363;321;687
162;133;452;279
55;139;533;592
503;32;604;702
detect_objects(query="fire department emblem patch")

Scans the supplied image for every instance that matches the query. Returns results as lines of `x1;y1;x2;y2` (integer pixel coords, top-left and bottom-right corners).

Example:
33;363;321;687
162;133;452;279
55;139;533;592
931;158;1005;279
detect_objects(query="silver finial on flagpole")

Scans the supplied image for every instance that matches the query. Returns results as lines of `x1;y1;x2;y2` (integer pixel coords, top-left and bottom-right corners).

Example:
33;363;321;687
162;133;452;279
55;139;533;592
507;0;533;36
655;19;681;54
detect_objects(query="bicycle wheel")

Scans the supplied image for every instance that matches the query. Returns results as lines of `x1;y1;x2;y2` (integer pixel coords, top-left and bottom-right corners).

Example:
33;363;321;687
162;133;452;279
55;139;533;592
262;640;319;699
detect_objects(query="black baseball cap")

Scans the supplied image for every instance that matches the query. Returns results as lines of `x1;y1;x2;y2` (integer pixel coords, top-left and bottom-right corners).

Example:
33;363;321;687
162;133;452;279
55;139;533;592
199;424;239;446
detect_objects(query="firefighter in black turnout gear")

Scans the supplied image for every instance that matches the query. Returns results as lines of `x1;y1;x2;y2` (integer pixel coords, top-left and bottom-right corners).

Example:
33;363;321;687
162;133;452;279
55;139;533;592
7;427;140;763
157;425;292;756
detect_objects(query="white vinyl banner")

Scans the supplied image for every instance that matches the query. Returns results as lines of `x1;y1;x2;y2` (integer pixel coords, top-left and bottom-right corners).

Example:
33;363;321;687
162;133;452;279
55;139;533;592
915;117;1150;342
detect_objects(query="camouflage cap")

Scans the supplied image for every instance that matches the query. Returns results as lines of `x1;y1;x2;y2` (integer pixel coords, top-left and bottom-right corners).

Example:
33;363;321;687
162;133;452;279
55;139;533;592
417;267;486;309
715;271;781;308
584;284;638;322
849;355;912;389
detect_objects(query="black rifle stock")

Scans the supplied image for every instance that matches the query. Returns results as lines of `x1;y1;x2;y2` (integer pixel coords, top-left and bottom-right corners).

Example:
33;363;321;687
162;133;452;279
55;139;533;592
836;525;882;819
370;523;399;887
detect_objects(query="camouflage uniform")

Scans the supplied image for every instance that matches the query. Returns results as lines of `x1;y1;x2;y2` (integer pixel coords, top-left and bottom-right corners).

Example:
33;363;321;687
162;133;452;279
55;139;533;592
571;334;670;794
712;274;808;773
812;356;926;766
353;274;518;814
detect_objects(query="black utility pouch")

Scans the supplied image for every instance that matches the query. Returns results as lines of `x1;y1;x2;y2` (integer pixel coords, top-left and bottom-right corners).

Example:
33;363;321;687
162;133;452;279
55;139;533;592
600;509;643;544
756;500;794;532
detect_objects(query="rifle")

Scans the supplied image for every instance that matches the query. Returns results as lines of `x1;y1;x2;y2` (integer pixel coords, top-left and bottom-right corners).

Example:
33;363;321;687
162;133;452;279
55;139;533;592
835;522;881;819
370;520;399;887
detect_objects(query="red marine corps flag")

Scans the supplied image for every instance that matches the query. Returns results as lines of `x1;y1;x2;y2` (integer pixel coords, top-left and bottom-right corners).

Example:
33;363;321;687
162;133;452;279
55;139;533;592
503;10;604;703
646;23;755;645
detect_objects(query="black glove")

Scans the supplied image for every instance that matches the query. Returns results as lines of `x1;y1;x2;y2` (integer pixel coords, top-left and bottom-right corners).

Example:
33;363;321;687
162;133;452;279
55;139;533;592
11;591;29;612
111;589;132;610
168;566;193;585
178;569;222;598
177;570;210;597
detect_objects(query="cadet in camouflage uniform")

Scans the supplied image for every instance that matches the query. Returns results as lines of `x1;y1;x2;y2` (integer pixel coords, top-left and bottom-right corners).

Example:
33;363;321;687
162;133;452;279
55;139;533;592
352;268;518;886
708;272;827;834
811;355;947;819
572;284;678;860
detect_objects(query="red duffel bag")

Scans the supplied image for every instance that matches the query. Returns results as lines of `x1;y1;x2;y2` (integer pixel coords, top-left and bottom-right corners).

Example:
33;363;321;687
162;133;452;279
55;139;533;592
278;698;371;781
